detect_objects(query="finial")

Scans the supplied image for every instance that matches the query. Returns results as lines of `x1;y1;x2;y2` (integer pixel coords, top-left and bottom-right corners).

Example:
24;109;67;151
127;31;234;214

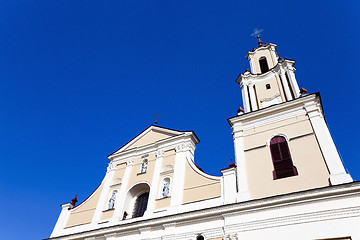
300;86;308;96
237;105;244;115
278;57;284;62
71;195;78;207
228;159;235;168
154;113;160;125
245;68;250;72
257;35;263;46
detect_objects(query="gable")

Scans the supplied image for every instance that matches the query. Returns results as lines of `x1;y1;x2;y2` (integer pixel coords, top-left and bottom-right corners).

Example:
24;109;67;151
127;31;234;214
109;126;198;157
126;130;175;150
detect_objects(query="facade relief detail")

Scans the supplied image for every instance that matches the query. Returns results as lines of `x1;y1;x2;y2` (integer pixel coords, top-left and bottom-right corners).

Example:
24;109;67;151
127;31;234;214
126;157;134;166
223;234;238;240
156;149;164;158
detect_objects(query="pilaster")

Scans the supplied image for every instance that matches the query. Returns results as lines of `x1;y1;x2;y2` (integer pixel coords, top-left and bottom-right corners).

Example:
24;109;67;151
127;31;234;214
279;69;293;101
50;203;73;237
92;167;115;223
221;167;237;204
231;121;250;202
170;143;187;209
305;101;352;185
112;158;134;221
146;149;164;214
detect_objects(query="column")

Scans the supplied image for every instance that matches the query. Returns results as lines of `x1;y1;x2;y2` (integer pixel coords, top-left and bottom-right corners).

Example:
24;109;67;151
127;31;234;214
270;46;278;66
248;84;258;111
279;70;293;101
241;83;251;113
248;56;254;73
286;67;300;98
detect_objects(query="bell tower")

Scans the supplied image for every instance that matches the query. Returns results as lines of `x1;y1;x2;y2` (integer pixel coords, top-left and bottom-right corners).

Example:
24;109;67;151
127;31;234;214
229;37;352;202
239;35;300;112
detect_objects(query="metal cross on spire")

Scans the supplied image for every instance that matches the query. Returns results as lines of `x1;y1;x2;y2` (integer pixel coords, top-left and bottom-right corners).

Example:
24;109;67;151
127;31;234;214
154;113;160;125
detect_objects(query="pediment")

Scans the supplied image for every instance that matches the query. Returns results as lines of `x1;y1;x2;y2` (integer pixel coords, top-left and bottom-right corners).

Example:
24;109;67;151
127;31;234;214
109;126;190;156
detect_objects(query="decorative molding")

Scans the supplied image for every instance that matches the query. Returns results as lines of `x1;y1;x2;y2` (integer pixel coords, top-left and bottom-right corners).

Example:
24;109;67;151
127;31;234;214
260;93;281;103
47;182;360;240
126;157;134;166
156;149;164;158
160;170;174;175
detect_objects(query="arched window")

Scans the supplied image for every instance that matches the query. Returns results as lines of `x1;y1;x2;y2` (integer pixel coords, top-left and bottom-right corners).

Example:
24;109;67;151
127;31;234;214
270;136;298;179
259;56;269;73
107;190;117;210
196;235;205;240
140;159;148;173
133;192;149;217
162;178;171;198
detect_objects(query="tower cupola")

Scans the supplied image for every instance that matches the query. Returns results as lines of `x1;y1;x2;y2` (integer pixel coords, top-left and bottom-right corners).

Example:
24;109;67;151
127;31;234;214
236;38;300;113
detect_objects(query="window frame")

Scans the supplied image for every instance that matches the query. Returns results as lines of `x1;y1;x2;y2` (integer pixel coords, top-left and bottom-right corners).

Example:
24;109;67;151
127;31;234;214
268;135;298;180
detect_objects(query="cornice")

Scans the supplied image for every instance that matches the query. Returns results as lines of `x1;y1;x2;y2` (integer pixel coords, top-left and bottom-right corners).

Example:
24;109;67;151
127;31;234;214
228;93;319;128
236;58;296;86
47;182;360;240
109;134;197;162
245;43;277;59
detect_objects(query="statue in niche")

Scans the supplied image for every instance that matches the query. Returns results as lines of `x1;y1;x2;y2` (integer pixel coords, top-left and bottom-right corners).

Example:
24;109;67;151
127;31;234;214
108;191;116;210
162;180;170;197
140;159;148;173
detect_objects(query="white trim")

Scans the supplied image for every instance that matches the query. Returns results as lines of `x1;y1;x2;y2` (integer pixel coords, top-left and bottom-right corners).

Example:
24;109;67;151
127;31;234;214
305;101;352;185
110;126;199;156
147;151;164;214
48;182;360;240
266;133;289;146
241;84;251;113
123;181;151;219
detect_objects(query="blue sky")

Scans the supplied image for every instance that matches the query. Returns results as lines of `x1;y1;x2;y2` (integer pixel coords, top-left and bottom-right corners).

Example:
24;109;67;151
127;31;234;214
0;1;359;239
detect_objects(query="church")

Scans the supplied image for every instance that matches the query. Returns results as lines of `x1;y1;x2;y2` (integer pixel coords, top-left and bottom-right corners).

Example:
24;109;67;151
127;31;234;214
47;37;360;240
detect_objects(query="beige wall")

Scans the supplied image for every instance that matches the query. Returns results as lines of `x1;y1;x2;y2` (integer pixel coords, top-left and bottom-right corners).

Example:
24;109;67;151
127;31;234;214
162;149;176;168
243;116;330;199
127;131;173;150
254;74;286;108
100;209;114;220
153;149;175;209
251;49;276;74
183;160;221;204
65;184;104;228
155;197;171;209
110;162;126;187
127;154;156;189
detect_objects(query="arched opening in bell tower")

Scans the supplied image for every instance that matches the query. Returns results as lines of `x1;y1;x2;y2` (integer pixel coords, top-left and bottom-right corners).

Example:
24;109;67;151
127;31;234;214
259;56;269;73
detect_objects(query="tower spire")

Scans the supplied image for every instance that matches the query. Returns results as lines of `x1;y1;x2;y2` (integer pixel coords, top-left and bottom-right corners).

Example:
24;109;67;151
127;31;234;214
257;35;263;47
